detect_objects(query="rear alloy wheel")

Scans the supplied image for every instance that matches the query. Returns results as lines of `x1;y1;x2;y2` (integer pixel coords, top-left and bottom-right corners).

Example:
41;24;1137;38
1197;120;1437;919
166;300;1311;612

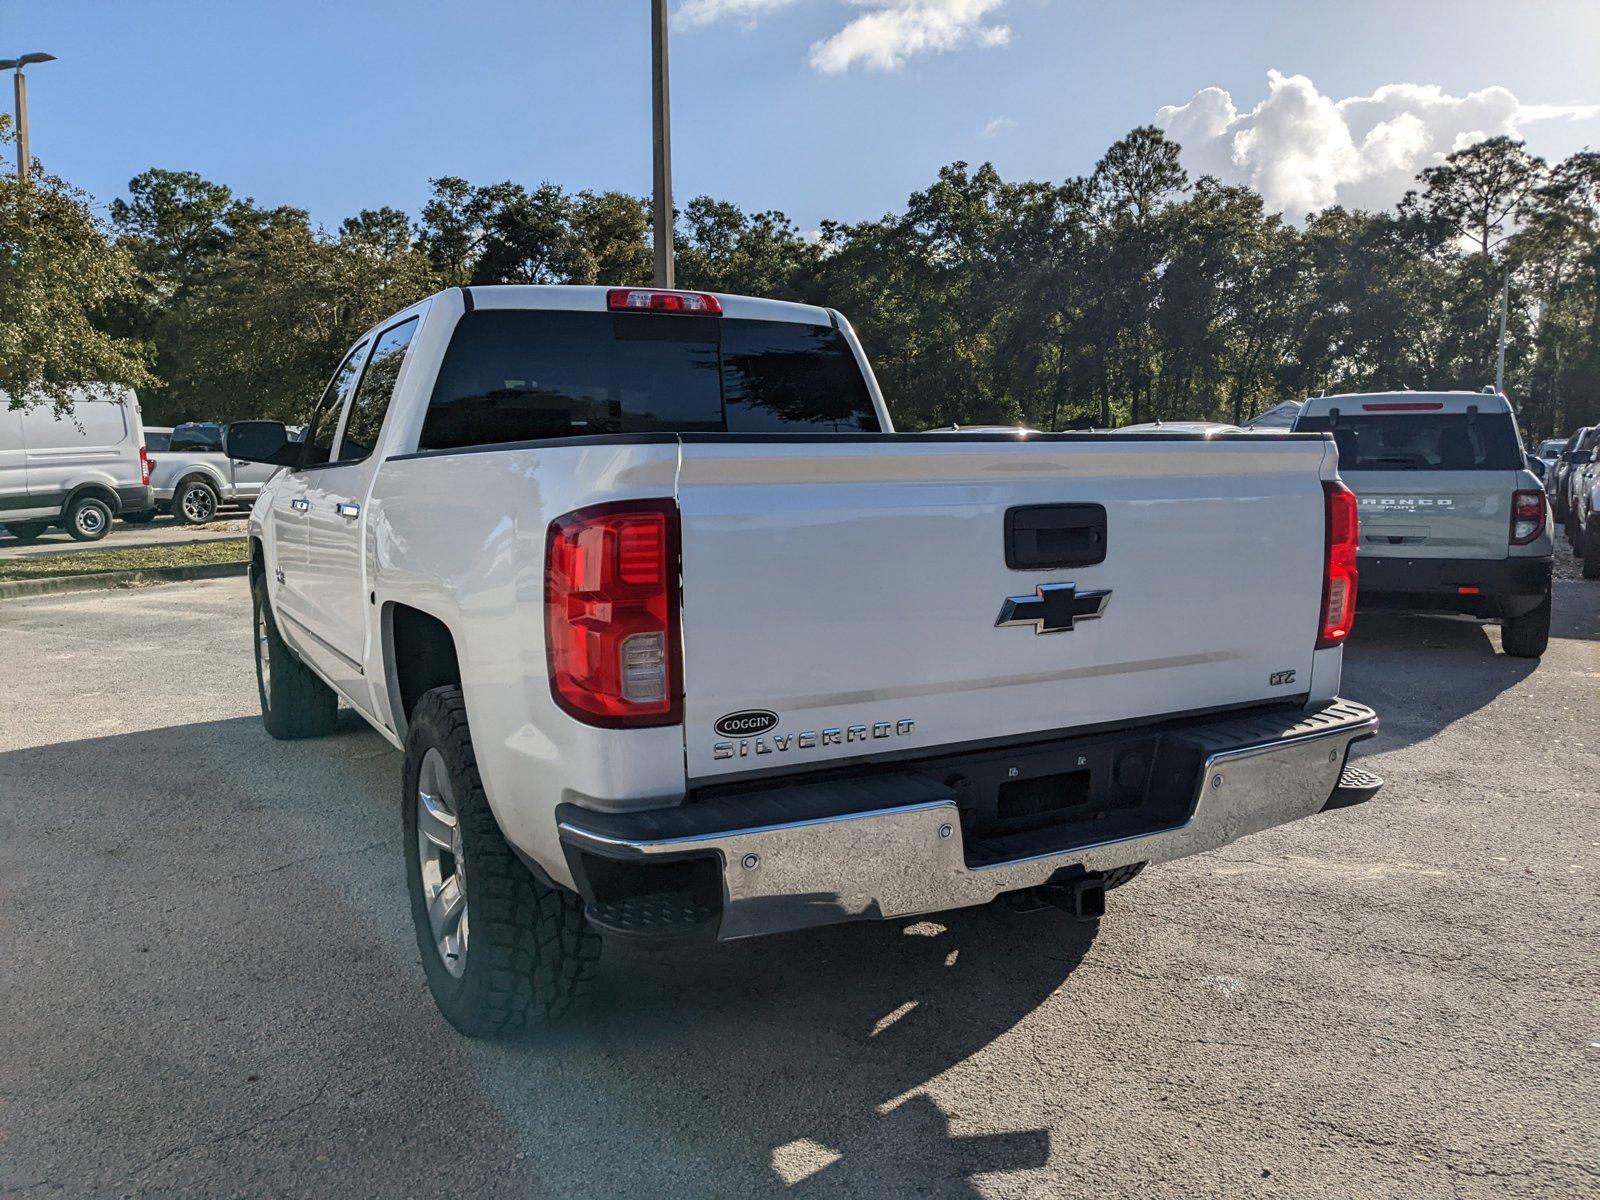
1501;592;1551;659
403;685;599;1038
65;496;113;542
4;520;51;542
174;479;219;525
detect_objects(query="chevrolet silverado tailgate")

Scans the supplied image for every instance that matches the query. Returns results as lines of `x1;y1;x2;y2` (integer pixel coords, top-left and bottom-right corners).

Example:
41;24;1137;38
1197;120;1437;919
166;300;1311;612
675;434;1335;779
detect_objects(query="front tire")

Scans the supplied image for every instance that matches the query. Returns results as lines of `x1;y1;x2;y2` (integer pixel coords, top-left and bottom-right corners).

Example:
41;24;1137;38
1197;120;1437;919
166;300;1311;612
1583;518;1600;581
1501;592;1551;659
252;571;338;739
403;685;599;1038
65;495;112;542
173;479;219;525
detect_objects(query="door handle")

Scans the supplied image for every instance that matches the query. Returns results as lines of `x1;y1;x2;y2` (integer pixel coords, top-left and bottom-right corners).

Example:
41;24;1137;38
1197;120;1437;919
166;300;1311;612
290;498;310;511
335;502;361;518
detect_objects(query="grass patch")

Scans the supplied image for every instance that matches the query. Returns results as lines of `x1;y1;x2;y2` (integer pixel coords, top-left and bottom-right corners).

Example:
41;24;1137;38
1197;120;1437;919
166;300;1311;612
0;538;248;581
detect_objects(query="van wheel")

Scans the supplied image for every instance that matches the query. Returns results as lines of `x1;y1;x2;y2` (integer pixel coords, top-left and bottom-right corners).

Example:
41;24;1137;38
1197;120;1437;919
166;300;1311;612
4;520;51;542
403;685;599;1038
1583;519;1600;580
252;571;337;739
1501;593;1551;659
174;479;219;525
66;496;113;542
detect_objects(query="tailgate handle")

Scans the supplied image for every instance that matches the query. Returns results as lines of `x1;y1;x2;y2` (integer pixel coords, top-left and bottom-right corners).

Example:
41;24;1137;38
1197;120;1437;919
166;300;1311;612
1006;505;1107;569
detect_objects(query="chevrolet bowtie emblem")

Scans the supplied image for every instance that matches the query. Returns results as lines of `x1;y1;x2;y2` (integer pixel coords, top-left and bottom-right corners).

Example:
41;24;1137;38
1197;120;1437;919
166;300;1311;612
995;582;1112;634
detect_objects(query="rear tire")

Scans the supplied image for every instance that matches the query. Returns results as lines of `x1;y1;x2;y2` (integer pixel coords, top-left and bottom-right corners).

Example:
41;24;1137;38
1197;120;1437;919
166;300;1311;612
252;571;338;739
65;496;112;542
1583;518;1600;580
1501;592;1551;659
403;685;599;1038
4;520;51;542
173;479;219;525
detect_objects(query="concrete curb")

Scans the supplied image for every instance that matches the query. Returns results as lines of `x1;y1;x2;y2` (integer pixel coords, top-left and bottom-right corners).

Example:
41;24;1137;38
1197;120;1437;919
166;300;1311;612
0;559;248;601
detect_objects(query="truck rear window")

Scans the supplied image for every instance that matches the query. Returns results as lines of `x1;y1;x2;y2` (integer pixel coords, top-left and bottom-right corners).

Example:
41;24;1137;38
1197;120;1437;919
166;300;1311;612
1296;413;1522;472
419;310;880;452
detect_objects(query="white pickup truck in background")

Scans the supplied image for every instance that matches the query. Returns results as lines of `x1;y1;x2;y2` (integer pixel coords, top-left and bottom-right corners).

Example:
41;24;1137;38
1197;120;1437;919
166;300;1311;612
233;285;1382;1038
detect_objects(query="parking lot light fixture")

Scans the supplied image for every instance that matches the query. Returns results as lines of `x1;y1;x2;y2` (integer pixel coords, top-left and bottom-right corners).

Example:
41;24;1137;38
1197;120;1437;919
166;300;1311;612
0;52;57;184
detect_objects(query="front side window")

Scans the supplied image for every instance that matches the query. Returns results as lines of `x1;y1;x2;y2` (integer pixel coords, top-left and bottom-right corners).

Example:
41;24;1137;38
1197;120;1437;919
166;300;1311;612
419;310;878;453
1297;413;1522;472
334;318;418;464
306;342;369;466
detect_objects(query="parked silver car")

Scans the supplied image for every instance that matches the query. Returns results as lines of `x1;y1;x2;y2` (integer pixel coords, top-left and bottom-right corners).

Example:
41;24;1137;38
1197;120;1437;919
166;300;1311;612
150;422;285;525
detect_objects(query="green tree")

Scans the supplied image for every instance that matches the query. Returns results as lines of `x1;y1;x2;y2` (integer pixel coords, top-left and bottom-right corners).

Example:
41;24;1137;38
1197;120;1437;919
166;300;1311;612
0;150;155;413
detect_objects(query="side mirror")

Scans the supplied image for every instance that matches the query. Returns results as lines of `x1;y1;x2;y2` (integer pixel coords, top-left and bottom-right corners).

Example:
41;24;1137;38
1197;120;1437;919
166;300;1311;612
1526;453;1546;479
225;421;300;468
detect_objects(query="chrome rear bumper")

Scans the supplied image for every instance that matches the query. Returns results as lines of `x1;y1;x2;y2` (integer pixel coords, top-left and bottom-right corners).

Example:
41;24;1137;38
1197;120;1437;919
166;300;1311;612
558;699;1380;941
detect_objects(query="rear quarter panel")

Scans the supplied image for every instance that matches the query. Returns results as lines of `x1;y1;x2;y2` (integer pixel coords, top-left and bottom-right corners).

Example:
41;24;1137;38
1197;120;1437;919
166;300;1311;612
366;442;685;885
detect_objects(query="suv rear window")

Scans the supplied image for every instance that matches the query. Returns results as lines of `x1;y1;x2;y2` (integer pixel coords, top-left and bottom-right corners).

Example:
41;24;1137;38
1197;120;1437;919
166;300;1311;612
419;310;879;452
1296;412;1522;472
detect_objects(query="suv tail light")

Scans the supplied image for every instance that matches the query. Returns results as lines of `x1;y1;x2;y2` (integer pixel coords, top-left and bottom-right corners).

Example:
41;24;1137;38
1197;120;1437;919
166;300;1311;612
1318;480;1360;648
606;287;722;315
545;500;682;727
1510;489;1545;545
139;445;152;486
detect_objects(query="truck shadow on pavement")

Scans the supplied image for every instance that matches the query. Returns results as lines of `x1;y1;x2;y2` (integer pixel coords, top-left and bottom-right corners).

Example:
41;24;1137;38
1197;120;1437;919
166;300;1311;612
1338;586;1593;753
1;711;1095;1197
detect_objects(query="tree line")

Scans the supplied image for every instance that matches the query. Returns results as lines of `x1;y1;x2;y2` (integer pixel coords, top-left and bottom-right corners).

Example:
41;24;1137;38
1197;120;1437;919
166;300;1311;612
4;121;1598;436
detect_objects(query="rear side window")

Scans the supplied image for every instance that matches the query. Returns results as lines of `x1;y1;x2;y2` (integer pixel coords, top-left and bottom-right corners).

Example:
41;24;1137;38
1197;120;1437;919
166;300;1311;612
170;423;222;452
144;431;171;453
420;310;879;452
334;318;418;464
1297;412;1522;472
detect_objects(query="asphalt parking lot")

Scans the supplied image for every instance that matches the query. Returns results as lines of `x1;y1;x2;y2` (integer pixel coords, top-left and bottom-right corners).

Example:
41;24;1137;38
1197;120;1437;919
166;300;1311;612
2;574;1596;1198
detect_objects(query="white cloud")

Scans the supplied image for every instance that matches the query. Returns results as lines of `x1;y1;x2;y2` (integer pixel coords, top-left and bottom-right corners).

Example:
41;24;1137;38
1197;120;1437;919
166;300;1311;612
981;114;1017;137
674;0;800;30
677;0;1014;72
1156;71;1600;217
810;0;1011;73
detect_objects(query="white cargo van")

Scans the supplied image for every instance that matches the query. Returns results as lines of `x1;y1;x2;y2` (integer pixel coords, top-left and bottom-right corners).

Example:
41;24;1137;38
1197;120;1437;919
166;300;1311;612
0;387;155;542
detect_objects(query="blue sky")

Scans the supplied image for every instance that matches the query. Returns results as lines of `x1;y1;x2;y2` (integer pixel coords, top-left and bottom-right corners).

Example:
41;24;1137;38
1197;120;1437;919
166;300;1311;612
6;0;1599;228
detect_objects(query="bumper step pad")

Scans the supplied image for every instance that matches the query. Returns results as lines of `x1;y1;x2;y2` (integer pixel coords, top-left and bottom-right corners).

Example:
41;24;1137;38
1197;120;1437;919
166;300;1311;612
1324;763;1384;811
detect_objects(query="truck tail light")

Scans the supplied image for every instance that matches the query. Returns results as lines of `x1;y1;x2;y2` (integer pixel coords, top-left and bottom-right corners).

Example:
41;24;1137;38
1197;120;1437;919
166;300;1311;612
545;499;681;727
606;287;722;315
1318;480;1360;649
139;445;152;486
1510;489;1545;546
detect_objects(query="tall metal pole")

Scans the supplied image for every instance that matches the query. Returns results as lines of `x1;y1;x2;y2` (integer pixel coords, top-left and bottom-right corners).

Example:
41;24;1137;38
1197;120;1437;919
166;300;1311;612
14;68;29;184
1494;271;1510;394
650;0;675;288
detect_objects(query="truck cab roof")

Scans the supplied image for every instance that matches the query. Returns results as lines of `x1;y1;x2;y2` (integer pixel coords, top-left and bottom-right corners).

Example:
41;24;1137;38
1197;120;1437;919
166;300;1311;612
455;284;838;328
1299;391;1514;418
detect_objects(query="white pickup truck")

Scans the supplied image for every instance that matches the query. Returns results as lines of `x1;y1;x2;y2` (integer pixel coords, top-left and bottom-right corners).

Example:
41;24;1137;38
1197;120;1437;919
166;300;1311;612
233;285;1382;1038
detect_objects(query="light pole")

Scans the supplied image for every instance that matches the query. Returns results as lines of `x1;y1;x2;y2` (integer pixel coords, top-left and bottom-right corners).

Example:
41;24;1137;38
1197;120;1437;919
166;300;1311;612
0;52;56;184
650;0;675;287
